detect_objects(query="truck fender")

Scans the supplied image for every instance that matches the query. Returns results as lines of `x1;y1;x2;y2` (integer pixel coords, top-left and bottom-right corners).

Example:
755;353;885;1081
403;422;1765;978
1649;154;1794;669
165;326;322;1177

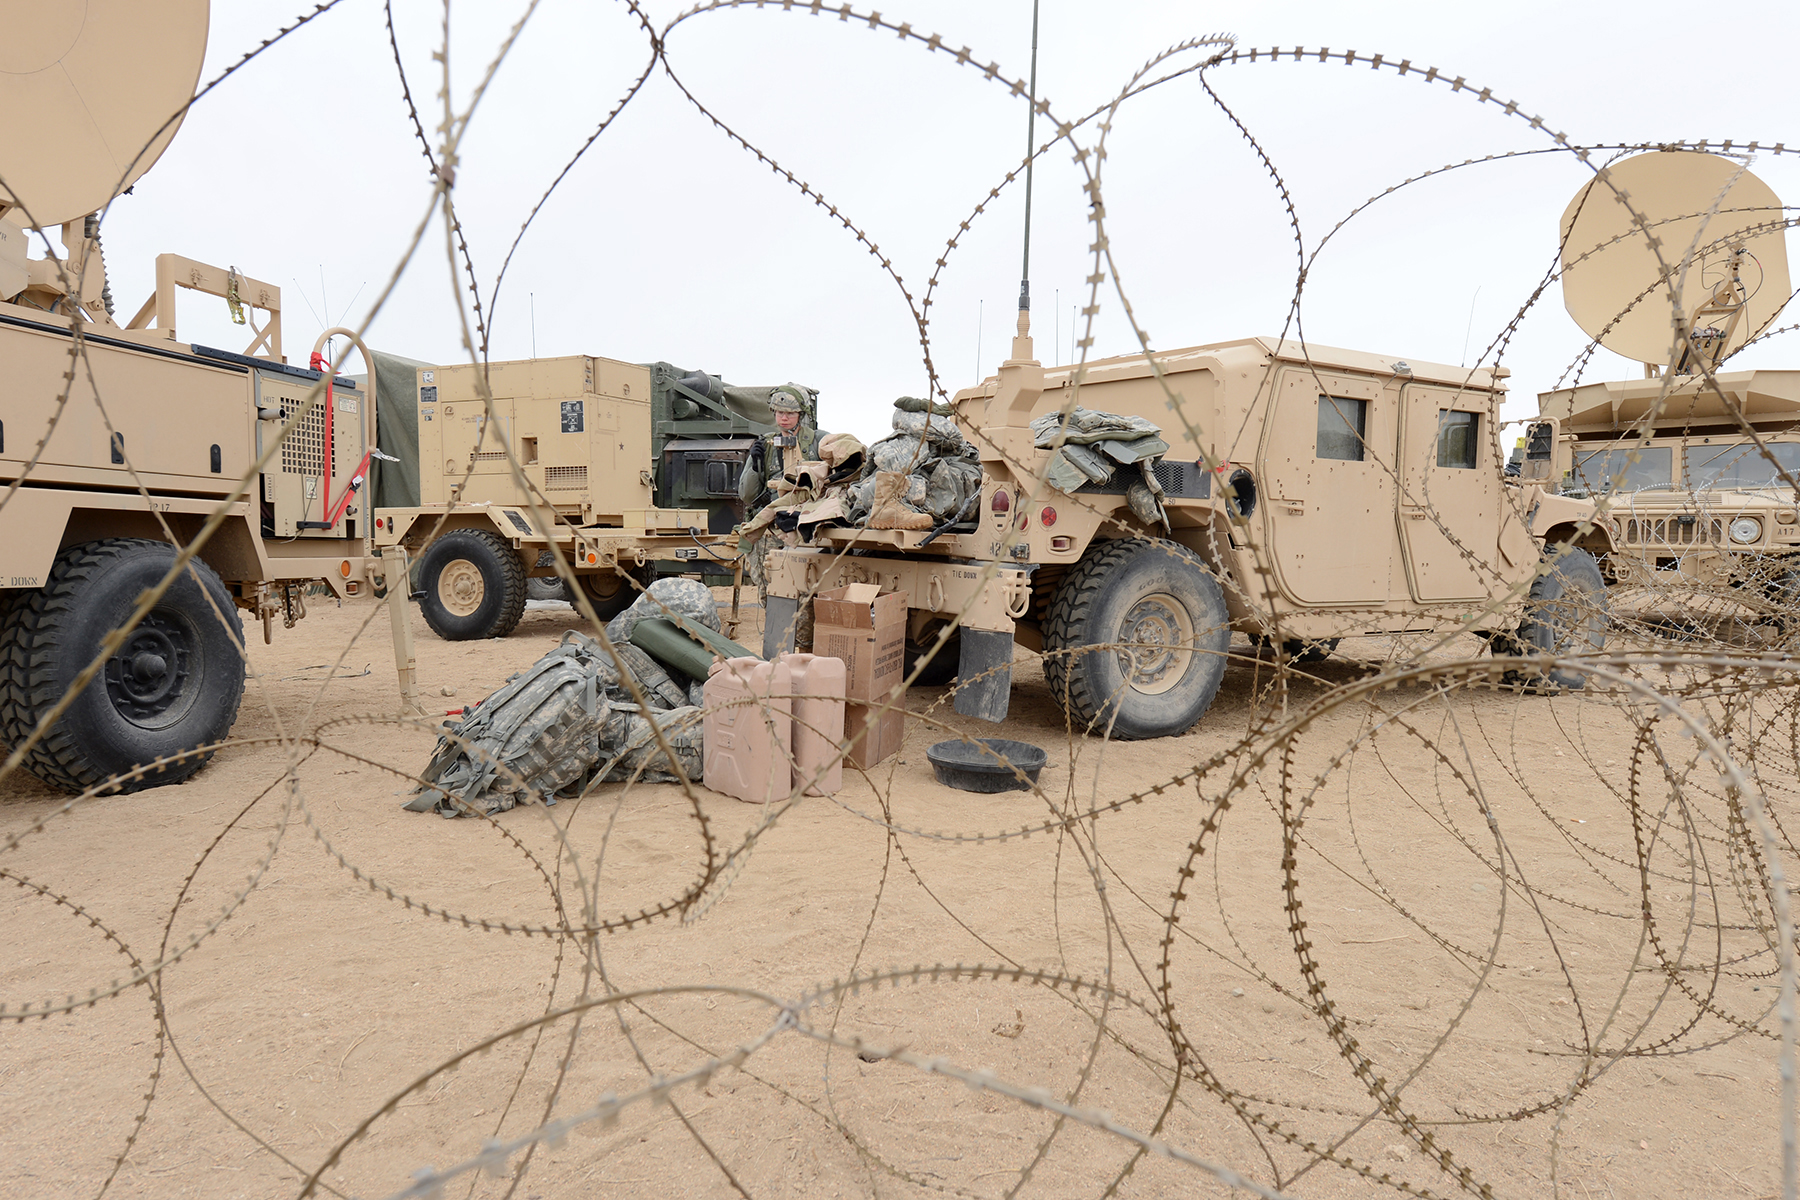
0;490;271;593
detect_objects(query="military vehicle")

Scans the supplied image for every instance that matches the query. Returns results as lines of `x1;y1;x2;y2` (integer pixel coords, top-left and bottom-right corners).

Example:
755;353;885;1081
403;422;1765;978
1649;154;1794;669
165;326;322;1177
1544;373;1800;604
0;3;417;792
372;359;807;639
1540;150;1799;611
763;310;1613;738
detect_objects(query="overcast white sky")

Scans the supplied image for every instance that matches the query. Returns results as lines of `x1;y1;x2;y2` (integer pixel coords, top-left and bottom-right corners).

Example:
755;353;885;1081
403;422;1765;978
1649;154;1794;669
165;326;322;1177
79;0;1800;443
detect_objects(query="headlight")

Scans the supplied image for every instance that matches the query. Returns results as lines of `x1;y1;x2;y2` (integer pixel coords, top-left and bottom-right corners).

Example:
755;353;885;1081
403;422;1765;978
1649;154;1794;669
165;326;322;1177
1729;516;1763;545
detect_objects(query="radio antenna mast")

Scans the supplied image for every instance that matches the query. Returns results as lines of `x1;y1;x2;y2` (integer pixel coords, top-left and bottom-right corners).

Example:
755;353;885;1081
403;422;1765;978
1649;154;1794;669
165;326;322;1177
1018;0;1040;319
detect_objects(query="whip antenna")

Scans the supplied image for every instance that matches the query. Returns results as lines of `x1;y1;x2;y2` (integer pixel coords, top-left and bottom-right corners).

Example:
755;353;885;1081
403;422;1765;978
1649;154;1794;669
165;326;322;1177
1018;0;1040;316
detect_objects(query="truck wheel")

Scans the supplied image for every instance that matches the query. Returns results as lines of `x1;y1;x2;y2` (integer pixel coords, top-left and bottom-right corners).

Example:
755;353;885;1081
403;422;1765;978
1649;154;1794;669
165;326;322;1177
574;569;641;621
1509;547;1609;690
0;539;245;794
1043;538;1231;739
417;530;527;640
906;619;961;687
525;551;571;604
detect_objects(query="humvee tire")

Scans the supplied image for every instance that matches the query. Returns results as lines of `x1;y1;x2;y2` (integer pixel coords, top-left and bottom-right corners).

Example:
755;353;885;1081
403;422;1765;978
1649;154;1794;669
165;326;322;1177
1512;548;1608;690
1252;633;1339;663
418;530;528;640
574;568;640;621
0;539;245;793
906;619;961;687
1043;538;1231;739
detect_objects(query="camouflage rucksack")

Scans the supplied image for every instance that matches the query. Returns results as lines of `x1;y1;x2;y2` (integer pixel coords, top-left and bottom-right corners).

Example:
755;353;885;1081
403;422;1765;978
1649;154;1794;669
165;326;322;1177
404;631;706;817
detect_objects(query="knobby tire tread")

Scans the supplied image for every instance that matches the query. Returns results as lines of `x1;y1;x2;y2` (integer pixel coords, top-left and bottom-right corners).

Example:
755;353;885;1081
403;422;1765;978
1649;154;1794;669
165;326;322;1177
484;531;529;638
1042;538;1148;730
4;542;151;791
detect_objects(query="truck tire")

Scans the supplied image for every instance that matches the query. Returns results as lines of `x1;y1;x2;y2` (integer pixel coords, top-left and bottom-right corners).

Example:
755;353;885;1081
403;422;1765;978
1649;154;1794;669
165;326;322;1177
417;530;528;640
1509;547;1609;690
574;568;641;621
0;539;245;794
526;551;571;604
1043;538;1231;739
525;575;570;603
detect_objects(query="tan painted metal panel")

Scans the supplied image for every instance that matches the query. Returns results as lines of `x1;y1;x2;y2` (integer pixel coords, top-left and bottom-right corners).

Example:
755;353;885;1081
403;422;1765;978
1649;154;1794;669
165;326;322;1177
1398;383;1498;603
1;308;251;493
1259;368;1393;605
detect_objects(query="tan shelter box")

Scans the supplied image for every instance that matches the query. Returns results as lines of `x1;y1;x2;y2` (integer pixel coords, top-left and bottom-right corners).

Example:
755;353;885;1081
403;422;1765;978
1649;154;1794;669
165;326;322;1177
813;583;908;703
842;702;905;771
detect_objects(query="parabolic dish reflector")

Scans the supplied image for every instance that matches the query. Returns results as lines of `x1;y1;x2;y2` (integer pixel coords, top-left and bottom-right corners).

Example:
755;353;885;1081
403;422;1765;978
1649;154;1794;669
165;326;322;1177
0;0;209;227
1559;150;1791;366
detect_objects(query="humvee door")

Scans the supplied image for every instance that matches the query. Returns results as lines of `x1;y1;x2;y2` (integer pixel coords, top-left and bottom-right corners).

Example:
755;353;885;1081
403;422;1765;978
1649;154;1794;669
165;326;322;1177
1397;382;1498;602
1260;368;1394;604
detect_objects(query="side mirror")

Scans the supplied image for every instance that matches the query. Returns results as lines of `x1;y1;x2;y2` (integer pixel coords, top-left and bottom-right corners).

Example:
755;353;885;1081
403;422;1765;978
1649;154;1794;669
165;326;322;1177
1518;420;1556;482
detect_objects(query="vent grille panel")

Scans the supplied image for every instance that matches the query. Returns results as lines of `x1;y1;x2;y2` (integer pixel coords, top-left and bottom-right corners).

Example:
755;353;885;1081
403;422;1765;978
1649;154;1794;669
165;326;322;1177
279;404;327;476
1624;515;1722;545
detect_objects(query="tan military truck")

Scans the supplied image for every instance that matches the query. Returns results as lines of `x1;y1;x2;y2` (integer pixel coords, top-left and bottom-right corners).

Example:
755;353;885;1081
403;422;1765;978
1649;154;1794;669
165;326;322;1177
1542;370;1800;607
764;314;1611;737
0;4;404;792
372;356;797;640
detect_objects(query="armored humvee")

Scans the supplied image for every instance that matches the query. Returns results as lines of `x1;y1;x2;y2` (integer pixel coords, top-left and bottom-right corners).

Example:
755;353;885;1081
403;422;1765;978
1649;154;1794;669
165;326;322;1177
1542;369;1800;609
763;315;1611;738
1532;150;1800;619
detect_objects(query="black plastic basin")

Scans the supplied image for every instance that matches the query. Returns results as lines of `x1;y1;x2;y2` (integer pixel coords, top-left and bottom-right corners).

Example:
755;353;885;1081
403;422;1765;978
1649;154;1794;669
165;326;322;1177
925;738;1047;793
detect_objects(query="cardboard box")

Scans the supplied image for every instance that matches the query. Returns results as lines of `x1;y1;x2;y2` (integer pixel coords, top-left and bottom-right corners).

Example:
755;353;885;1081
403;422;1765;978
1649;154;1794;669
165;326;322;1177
813;582;908;703
842;701;905;771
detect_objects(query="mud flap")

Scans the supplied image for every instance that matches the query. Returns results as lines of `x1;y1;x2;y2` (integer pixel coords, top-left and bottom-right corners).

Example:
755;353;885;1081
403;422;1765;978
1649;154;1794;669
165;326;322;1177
953;629;1013;722
764;595;800;659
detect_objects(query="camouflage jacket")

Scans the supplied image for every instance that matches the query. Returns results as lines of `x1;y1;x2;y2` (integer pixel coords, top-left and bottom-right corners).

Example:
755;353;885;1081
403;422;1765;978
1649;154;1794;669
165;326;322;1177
738;425;823;511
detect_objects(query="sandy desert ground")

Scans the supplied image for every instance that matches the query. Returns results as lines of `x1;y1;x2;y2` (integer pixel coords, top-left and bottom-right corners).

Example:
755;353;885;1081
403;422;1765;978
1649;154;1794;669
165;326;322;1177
1;593;1793;1200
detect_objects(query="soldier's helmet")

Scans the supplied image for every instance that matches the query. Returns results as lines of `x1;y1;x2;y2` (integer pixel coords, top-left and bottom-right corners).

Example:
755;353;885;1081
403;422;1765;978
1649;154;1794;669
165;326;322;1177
818;432;866;472
768;384;807;413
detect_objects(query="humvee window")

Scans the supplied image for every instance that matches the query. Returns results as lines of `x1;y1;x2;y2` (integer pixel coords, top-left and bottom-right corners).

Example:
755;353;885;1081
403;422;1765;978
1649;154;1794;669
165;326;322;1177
1436;410;1479;469
1687;441;1800;491
1571;445;1673;493
1316;396;1367;461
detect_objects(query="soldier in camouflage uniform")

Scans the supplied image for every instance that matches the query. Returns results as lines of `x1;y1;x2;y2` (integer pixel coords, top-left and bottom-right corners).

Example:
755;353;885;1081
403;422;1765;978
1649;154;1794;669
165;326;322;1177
737;384;825;610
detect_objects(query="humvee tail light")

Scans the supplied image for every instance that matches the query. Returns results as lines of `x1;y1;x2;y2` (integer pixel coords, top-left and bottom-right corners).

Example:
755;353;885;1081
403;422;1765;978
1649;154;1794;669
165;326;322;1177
991;489;1011;514
1729;517;1763;545
339;560;352;577
1041;506;1057;527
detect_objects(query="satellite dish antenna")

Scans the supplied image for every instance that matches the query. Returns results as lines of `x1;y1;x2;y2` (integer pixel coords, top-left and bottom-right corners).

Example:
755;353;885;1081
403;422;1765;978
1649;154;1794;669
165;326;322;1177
1558;150;1791;373
0;0;210;227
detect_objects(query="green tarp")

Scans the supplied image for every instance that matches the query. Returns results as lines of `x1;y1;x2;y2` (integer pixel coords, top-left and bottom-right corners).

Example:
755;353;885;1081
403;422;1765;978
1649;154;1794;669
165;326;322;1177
369;349;429;509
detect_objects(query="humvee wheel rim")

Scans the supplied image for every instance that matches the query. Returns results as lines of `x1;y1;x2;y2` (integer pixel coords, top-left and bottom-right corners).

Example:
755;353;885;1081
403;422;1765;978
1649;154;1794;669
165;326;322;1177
439;558;486;617
1116;591;1193;695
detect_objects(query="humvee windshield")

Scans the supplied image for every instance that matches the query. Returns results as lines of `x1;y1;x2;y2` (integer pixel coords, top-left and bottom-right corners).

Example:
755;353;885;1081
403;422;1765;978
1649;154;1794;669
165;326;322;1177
1686;441;1800;491
1571;444;1674;493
